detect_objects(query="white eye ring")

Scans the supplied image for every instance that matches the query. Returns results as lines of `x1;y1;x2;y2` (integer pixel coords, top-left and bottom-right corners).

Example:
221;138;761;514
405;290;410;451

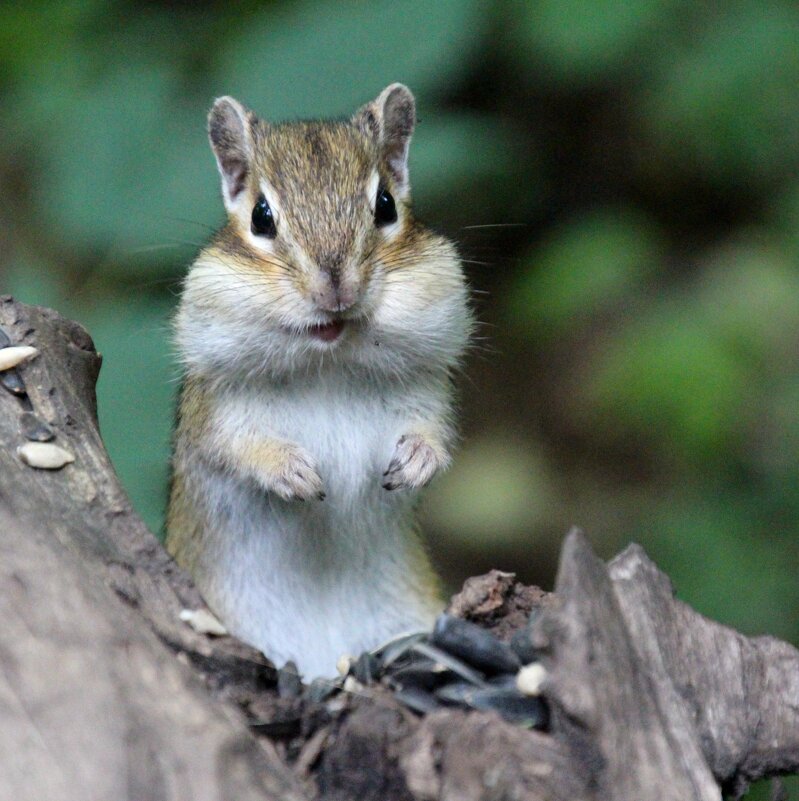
367;171;380;213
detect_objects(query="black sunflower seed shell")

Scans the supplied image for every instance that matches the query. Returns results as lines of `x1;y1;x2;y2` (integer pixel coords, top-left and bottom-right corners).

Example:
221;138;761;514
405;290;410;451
387;663;454;692
352;651;381;685
20;411;55;442
277;661;303;698
510;627;539;665
374;631;426;668
305;677;338;703
250;717;302;738
411;641;488;687
434;680;477;706
393;686;440;715
431;614;521;675
467;687;548;727
1;369;26;395
487;673;519;690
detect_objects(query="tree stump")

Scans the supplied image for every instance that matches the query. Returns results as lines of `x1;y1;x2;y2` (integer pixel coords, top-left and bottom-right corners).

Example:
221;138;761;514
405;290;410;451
1;296;797;801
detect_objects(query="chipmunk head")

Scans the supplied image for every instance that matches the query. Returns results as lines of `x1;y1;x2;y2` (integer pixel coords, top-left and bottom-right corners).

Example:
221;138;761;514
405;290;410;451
209;83;414;316
178;84;470;379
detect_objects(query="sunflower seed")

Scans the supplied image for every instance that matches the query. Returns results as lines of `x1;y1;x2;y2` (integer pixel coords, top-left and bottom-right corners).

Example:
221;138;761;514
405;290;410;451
250;717;301;738
516;662;547;696
305;677;338;703
1;369;26;395
0;345;38;371
388;662;450;691
277;661;303;698
510;626;539;665
372;631;426;668
467;687;548;727
488;673;519;690
178;608;228;636
393;686;440;715
336;654;354;676
342;676;365;694
352;651;380;685
411;641;488;687
434;681;476;706
431;614;521;675
17;442;75;470
20;411;55;442
435;683;548;727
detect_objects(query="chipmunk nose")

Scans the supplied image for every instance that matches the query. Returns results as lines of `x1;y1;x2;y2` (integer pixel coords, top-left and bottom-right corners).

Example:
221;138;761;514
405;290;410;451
311;258;360;312
312;266;358;313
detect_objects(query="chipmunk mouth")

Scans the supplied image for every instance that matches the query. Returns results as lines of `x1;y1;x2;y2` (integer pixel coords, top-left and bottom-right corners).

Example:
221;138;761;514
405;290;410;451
306;320;346;343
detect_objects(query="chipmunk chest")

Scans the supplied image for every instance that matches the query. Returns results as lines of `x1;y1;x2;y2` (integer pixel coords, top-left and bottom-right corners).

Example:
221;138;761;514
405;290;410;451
223;380;395;483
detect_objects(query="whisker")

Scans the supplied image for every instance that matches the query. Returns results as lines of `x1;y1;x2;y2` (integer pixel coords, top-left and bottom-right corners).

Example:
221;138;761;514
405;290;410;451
163;216;218;233
460;223;527;230
128;276;185;290
123;243;193;255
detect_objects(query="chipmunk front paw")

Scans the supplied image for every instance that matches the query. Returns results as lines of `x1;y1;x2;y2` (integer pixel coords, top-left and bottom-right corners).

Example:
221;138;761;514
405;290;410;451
263;444;325;502
383;434;447;491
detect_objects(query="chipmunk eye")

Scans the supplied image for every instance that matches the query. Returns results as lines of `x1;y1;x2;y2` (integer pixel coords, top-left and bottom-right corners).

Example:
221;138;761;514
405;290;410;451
374;186;397;227
251;195;276;238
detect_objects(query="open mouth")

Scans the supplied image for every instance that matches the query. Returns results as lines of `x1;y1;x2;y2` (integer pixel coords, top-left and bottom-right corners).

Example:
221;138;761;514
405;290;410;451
307;320;346;343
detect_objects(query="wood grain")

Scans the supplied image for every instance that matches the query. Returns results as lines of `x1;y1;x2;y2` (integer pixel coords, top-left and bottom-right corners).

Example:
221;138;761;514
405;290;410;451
1;295;797;801
0;297;307;801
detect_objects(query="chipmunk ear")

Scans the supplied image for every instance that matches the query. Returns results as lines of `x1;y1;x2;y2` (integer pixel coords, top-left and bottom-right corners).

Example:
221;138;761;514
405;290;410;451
354;84;416;194
208;96;254;211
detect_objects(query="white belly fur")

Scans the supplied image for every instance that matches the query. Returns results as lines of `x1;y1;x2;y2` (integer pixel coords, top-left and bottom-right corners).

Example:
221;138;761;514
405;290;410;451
192;377;440;678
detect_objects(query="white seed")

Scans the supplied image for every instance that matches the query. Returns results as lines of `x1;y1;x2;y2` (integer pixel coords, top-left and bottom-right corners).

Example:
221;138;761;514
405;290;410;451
336;653;354;676
17;442;75;470
516;662;547;696
179;608;228;636
0;346;38;371
342;676;363;694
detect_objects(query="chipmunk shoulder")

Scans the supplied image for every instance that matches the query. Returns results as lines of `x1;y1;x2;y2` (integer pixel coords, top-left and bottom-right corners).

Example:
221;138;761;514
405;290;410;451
166;84;473;678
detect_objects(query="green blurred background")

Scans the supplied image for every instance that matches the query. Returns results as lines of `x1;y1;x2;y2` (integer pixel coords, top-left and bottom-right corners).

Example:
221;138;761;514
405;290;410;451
1;3;798;790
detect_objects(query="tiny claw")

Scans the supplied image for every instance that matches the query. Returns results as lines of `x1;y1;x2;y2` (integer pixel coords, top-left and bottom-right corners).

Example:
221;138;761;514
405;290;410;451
382;433;443;491
318;491;326;501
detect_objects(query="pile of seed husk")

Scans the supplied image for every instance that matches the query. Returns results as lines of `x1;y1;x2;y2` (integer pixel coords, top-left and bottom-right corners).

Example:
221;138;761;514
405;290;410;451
278;612;548;731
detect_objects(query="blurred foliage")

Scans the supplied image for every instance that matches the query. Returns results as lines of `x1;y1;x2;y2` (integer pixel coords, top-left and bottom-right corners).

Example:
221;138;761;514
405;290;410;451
2;4;799;792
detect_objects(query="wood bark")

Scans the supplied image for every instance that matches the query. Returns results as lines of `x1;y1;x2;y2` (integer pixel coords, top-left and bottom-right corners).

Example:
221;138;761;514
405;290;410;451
0;295;797;801
0;297;306;801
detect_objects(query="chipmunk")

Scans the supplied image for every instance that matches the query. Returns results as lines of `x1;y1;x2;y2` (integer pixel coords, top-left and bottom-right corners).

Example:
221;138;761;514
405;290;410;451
166;84;472;678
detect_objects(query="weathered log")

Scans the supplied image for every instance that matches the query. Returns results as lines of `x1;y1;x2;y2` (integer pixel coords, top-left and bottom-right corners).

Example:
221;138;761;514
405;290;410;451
0;297;307;801
607;543;799;795
1;295;797;801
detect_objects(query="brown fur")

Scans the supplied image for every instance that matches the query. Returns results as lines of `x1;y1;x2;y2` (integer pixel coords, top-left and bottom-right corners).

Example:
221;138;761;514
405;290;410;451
166;376;212;574
165;86;470;674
